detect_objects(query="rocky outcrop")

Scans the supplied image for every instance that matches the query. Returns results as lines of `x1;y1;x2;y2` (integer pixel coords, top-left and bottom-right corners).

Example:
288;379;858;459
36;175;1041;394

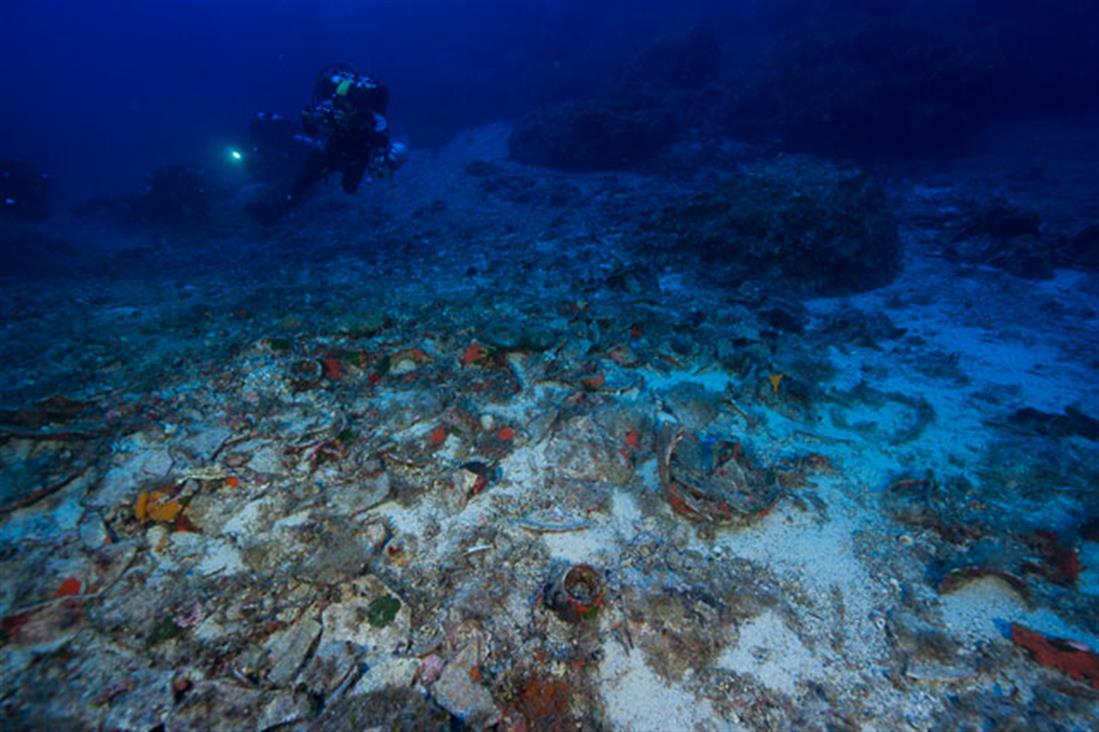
641;155;901;295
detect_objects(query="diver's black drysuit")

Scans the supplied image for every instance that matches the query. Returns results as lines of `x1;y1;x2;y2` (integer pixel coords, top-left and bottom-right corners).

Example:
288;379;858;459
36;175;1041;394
244;64;401;225
293;64;393;197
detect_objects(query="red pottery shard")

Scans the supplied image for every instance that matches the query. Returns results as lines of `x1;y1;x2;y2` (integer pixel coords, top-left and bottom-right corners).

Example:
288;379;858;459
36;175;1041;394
461;342;487;367
579;372;605;391
56;577;83;597
1011;623;1099;689
496;427;516;442
1059;548;1084;584
429;426;448;446
323;358;342;380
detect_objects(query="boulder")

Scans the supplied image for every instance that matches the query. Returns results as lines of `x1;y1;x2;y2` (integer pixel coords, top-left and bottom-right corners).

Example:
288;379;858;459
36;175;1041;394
1061;224;1099;272
641;155;901;295
948;200;1053;279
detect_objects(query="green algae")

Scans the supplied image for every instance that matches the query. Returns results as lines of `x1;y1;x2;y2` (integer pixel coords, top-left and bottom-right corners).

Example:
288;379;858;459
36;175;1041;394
366;595;401;628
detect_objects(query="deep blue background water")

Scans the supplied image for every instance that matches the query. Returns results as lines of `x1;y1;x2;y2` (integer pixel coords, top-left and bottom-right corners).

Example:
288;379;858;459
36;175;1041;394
1;0;714;201
1;1;1097;203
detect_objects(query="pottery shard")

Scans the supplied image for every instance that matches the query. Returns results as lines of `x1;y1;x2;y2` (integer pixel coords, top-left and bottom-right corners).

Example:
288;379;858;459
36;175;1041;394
351;656;420;696
258;691;313;731
299;640;361;697
91;444;175;507
170;680;266;729
265;616;322;686
246;443;285;475
544;417;633;485
320;576;410;660
432;641;500;727
179;425;231;461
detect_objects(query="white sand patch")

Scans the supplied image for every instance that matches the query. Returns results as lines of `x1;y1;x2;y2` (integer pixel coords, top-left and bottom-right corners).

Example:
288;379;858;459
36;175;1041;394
709;487;889;656
609;489;644;539
599;640;738;732
542;526;616;564
713;494;867;591
371;500;430;538
494;443;549;499
939;576;1099;649
159;533;246;576
717;610;822;695
639;367;735;394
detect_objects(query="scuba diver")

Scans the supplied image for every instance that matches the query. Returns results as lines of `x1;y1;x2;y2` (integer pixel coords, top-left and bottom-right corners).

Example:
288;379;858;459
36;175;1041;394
244;64;407;225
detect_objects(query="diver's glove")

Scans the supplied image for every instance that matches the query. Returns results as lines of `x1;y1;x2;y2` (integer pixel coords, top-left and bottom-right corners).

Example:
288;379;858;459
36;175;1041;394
370;142;408;178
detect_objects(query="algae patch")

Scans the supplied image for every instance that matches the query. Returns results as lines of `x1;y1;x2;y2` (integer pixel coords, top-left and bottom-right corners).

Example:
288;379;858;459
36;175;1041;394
367;595;401;628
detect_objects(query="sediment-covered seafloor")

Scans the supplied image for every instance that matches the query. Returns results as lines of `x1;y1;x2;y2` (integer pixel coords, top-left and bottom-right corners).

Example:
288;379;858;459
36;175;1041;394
1;123;1098;730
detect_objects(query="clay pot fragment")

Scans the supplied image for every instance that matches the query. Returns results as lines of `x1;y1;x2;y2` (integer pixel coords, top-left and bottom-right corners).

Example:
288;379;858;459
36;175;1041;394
657;426;780;526
544;563;605;623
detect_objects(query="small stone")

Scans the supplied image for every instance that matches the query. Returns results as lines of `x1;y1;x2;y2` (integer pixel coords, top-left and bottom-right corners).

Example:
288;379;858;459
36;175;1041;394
419;654;445;685
390;358;418;376
903;659;974;683
179;425;232;461
78;512;110;549
432;641;499;727
246;444;285;475
351;656;419;696
265;616;322;686
299;640;360;697
258;691;312;731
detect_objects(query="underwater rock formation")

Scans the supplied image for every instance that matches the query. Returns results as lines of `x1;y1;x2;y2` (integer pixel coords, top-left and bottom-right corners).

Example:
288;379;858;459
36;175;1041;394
641;155;901;295
1064;224;1099;272
946;199;1053;279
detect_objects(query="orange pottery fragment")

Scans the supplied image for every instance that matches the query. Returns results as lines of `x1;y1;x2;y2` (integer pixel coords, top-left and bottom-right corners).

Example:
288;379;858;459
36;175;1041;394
429;426;448;446
55;577;83;597
1011;623;1099;689
461;342;487;367
135;490;183;524
768;373;785;394
580;372;605;391
624;430;641;450
224;476;241;489
134;491;150;523
393;347;430;364
497;426;516;442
